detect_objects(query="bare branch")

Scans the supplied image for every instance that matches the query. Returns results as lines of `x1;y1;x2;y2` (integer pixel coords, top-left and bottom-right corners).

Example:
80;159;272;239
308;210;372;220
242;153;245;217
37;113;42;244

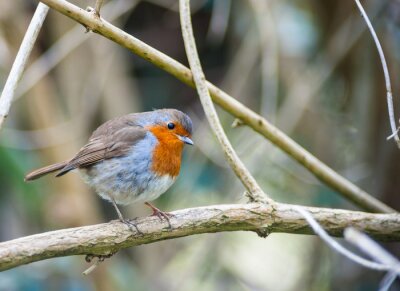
1;202;399;272
36;0;395;213
380;273;397;291
297;208;400;291
354;0;400;148
0;3;49;130
179;0;269;203
295;207;395;272
16;0;138;100
345;228;400;268
94;0;104;16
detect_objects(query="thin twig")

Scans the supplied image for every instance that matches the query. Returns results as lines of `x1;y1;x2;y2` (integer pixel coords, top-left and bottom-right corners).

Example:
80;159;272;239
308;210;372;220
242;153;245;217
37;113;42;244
94;0;104;16
16;0;138;100
354;0;400;148
294;206;398;272
297;207;400;291
82;258;102;275
0;3;49;130
82;252;114;275
248;0;279;119
179;0;269;203
206;0;231;46
380;272;397;291
345;229;400;291
345;227;400;267
277;1;384;133
37;0;395;213
1;202;400;272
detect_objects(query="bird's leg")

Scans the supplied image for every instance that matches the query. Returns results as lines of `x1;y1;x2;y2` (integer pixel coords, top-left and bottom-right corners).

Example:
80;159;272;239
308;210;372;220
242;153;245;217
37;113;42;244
144;202;174;228
111;198;124;221
110;197;142;234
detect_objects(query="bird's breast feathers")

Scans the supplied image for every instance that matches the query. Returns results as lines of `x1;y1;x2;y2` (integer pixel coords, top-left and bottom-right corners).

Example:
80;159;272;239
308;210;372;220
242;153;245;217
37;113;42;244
79;133;179;205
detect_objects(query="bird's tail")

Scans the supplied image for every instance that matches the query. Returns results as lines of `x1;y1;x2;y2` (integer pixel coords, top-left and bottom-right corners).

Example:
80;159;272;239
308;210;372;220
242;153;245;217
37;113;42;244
24;161;68;181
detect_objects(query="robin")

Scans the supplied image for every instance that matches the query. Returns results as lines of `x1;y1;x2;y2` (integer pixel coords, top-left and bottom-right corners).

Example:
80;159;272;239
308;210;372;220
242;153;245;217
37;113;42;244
25;109;193;229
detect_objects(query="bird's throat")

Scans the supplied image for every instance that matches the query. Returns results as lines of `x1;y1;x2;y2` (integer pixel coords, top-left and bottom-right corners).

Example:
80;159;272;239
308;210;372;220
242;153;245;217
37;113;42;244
150;128;184;177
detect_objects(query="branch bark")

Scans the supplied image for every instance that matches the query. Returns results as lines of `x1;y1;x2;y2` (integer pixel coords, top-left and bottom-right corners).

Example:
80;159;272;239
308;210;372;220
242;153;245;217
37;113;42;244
179;0;269;203
36;0;395;213
1;202;399;272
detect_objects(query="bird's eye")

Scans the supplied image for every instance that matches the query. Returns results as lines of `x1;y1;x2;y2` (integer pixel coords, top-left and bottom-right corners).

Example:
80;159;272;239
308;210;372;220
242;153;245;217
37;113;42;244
167;122;175;130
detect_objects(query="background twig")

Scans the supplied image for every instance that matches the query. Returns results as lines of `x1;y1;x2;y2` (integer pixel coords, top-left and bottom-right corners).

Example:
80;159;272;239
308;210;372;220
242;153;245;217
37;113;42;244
94;0;104;16
295;206;397;272
297;208;400;290
0;3;49;129
354;0;400;148
16;0;137;100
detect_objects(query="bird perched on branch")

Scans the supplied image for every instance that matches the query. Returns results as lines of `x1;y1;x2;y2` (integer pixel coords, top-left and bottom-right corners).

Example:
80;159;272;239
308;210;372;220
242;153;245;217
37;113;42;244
25;109;193;229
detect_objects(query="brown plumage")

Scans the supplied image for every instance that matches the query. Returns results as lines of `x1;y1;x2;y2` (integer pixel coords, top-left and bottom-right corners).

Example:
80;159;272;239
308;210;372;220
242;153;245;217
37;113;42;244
24;161;68;181
25;115;147;181
24;109;193;227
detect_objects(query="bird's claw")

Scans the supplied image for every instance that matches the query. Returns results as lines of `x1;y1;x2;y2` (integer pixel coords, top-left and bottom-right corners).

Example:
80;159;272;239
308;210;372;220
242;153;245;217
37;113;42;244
153;211;173;229
120;218;143;235
152;209;174;222
144;202;174;228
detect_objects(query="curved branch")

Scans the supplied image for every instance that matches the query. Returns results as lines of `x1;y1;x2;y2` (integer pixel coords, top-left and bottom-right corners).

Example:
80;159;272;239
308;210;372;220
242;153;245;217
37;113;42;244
1;202;399;272
354;0;400;148
36;0;395;213
179;0;269;203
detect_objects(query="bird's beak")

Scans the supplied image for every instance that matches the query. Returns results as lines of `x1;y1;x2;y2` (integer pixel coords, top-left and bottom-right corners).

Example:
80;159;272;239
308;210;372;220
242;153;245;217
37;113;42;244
178;135;194;145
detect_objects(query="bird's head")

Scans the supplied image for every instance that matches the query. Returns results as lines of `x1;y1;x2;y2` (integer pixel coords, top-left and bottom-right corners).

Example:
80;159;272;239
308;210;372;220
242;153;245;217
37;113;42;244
146;109;193;147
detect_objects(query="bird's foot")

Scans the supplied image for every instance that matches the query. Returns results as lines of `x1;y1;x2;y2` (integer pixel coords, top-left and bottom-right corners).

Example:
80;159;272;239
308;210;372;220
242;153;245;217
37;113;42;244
120;218;143;235
152;209;174;222
145;202;174;229
110;197;143;234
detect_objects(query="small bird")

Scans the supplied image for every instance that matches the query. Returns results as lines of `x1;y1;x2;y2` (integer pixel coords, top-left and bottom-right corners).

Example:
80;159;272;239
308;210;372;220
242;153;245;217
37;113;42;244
25;109;193;228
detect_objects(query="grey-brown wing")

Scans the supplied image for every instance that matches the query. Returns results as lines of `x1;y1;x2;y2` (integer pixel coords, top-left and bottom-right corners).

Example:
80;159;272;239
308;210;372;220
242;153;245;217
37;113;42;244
56;123;146;176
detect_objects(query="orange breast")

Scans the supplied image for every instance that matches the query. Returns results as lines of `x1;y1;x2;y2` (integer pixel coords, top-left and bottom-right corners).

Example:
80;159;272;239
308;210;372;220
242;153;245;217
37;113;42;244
149;126;185;177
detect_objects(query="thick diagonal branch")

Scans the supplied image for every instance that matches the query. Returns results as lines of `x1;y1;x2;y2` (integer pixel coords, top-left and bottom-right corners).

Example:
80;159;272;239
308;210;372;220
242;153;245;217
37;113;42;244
36;0;395;213
1;203;399;272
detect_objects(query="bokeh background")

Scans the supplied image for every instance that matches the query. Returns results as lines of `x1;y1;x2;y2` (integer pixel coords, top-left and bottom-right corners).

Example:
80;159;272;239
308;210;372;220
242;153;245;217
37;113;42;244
1;0;400;290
